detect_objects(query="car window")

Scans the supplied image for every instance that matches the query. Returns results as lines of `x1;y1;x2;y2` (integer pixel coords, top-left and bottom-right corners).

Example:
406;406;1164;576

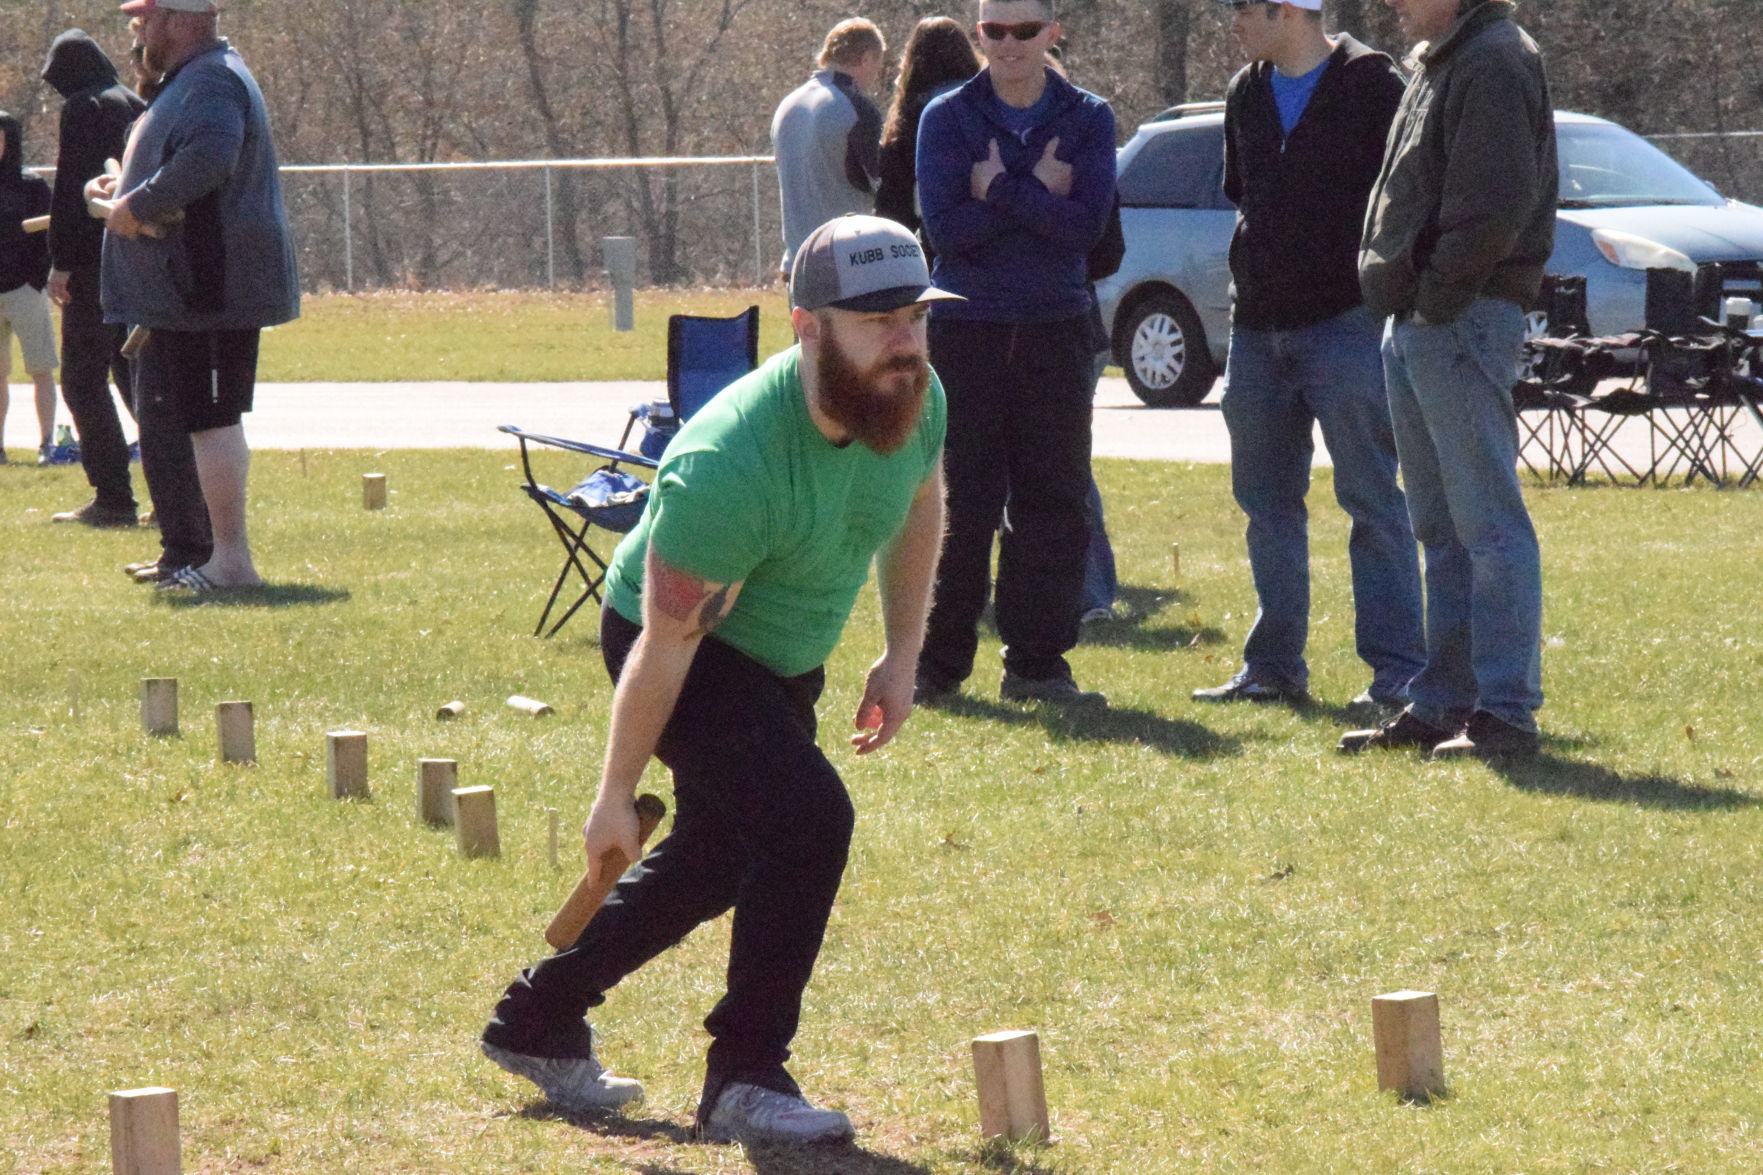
1557;122;1722;209
1119;125;1228;210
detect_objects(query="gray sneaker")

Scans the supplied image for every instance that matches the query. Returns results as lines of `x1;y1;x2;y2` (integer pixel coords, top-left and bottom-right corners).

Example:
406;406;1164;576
1000;670;1106;708
702;1081;854;1145
480;1040;644;1112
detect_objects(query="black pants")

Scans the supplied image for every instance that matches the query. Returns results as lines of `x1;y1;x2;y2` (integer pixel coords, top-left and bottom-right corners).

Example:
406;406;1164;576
59;267;135;512
919;314;1095;684
482;607;854;1095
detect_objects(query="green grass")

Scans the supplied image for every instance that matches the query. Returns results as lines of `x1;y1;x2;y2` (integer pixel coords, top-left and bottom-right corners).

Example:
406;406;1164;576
255;289;797;383
3;452;1763;1173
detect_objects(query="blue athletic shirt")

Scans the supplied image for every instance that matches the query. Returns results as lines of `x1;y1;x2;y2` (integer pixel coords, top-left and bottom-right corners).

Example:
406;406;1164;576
1271;56;1329;137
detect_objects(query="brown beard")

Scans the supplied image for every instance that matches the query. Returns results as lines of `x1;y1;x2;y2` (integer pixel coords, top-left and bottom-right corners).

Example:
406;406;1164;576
812;322;930;455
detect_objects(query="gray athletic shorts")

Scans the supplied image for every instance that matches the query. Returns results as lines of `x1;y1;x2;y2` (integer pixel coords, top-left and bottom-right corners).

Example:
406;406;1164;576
0;284;59;373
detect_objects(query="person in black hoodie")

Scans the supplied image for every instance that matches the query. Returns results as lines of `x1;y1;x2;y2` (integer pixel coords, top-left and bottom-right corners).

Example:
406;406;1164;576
42;28;147;526
0;112;58;465
1192;0;1425;713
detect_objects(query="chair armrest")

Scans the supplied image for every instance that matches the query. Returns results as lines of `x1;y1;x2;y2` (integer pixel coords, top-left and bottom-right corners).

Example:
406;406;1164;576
498;424;659;469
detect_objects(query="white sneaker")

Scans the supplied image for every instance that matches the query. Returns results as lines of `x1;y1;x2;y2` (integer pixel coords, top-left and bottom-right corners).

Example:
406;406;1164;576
480;1040;644;1112
702;1081;854;1145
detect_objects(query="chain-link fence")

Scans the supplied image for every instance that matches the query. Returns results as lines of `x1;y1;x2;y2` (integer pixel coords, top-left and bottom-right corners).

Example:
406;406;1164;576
278;156;780;293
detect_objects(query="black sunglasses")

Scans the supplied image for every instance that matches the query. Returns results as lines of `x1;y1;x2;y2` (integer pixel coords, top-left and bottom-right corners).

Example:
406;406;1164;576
977;20;1050;42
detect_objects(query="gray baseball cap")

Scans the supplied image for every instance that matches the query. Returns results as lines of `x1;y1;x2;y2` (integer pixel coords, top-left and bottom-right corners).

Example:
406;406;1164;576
790;214;964;313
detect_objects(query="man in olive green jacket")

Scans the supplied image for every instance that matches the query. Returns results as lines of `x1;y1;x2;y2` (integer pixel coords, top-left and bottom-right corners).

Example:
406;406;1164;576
1344;0;1555;759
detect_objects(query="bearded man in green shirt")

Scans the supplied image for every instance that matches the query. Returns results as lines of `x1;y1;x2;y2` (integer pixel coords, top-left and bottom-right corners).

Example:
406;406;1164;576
480;214;955;1148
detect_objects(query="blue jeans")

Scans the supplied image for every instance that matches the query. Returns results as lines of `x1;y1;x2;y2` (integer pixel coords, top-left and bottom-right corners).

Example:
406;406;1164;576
1220;304;1424;698
1382;298;1544;732
1081;475;1116;613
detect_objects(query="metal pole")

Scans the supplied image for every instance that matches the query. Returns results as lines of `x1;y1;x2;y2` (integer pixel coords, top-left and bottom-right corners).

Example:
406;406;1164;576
343;168;354;291
751;160;763;287
544;165;556;290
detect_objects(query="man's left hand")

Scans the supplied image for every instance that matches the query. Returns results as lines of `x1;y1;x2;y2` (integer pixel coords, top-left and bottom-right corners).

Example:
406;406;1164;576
851;652;915;754
1033;137;1072;198
105;196;146;240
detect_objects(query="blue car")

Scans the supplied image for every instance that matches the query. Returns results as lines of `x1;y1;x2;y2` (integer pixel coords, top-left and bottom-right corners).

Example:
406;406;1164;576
1098;106;1763;406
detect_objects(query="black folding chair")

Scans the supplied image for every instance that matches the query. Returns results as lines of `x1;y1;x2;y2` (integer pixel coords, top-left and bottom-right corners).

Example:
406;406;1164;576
500;306;761;637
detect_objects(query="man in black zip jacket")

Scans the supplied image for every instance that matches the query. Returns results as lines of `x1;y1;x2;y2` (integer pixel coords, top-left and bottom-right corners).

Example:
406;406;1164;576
1193;0;1425;712
42;28;146;528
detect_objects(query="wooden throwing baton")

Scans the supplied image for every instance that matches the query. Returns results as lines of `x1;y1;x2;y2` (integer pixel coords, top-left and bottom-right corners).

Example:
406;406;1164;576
544;793;666;950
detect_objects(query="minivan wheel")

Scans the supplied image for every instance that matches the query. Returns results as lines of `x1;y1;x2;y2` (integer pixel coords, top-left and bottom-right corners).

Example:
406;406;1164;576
1116;289;1217;407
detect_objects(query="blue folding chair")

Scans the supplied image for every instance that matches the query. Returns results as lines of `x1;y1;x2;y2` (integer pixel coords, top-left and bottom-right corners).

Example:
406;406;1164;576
500;306;760;637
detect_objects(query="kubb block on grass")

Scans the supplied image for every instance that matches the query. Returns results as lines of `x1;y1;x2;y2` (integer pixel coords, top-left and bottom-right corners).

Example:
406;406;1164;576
109;1086;180;1175
362;472;387;510
418;758;458;825
435;699;466;720
1372;990;1445;1101
325;731;369;799
140;678;178;736
972;1029;1050;1142
453;785;499;857
506;694;553;717
215;701;255;764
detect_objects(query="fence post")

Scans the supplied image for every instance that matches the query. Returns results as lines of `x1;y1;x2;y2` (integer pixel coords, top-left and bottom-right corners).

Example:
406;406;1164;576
544;164;556;290
751;160;764;287
342;168;354;292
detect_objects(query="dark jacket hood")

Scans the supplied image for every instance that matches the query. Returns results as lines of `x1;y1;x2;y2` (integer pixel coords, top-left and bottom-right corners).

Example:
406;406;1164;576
42;29;120;98
0;112;22;186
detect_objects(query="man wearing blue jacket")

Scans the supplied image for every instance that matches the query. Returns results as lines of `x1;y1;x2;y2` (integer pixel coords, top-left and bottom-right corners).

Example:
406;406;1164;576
97;0;298;592
914;0;1116;706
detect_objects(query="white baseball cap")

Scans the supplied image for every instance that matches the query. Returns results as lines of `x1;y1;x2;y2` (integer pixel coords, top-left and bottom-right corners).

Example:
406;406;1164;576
119;0;218;14
790;215;964;313
1215;0;1322;9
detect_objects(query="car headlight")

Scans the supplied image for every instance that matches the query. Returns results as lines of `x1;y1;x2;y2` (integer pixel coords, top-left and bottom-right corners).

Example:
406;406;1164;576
1590;227;1695;272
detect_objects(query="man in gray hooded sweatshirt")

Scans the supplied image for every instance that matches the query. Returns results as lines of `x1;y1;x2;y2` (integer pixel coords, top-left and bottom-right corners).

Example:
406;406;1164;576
42;28;146;528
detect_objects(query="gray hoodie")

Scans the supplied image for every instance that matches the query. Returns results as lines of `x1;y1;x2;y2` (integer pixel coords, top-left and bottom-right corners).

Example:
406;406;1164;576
100;39;298;331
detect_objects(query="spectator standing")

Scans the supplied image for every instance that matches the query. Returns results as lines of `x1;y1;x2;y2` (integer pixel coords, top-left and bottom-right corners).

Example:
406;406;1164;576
771;19;886;279
1343;0;1555;758
0;113;59;466
98;0;299;592
914;0;1117;706
874;16;983;244
1192;0;1424;708
42;28;147;527
480;215;952;1147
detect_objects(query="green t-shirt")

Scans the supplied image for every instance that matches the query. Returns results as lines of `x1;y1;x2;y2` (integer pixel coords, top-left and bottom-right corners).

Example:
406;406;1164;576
604;345;946;677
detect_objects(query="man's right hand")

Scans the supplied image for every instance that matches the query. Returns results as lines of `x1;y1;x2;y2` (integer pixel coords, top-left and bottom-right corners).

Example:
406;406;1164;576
84;173;118;204
47;269;72;308
581;792;642;888
971;139;1006;202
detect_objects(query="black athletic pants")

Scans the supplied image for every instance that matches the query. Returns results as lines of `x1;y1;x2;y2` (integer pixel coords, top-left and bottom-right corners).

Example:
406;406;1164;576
919;313;1095;685
59;266;135;512
482;606;853;1101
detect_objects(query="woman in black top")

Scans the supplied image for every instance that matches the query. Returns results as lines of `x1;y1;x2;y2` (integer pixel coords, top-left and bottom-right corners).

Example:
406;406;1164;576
874;17;982;240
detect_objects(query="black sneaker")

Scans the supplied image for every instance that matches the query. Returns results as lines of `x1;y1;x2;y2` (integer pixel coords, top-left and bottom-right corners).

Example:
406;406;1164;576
1193;673;1307;704
913;674;958;706
1431;711;1539;760
1000;670;1106;708
53;500;139;528
1338;708;1452;754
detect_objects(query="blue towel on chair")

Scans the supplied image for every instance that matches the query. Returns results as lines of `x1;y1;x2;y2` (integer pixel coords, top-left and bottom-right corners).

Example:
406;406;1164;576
564;468;649;532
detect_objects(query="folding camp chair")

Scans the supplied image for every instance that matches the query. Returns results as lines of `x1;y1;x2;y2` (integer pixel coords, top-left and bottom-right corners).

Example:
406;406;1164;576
499;305;761;637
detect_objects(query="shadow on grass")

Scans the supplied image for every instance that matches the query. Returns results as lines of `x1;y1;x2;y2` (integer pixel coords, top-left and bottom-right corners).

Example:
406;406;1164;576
509;1103;934;1174
930;694;1244;759
1073;585;1228;654
1488;752;1759;810
971;1137;1064;1173
154;581;351;608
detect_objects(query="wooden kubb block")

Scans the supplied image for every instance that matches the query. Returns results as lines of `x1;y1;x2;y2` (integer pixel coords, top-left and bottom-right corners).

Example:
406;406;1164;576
973;1029;1050;1142
417;758;458;826
140;678;178;736
215;701;256;764
453;785;499;858
326;731;370;799
110;1086;180;1175
362;472;387;510
1372;990;1444;1101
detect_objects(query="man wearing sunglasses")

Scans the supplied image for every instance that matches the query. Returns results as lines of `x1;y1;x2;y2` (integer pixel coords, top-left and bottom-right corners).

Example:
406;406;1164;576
1193;0;1424;713
1346;0;1555;758
914;0;1118;707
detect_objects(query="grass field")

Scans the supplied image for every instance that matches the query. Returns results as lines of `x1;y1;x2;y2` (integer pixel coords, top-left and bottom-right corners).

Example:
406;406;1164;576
3;446;1763;1173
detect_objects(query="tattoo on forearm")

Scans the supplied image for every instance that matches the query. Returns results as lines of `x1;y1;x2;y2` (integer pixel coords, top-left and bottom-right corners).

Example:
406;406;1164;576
651;558;734;634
